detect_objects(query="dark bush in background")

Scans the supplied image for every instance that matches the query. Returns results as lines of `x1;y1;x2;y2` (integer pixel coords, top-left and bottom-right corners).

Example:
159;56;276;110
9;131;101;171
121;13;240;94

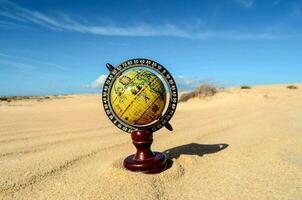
179;84;217;103
287;85;298;89
240;86;252;89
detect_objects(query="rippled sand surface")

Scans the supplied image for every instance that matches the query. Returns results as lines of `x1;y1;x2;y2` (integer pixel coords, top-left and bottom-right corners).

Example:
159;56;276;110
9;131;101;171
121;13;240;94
1;84;302;199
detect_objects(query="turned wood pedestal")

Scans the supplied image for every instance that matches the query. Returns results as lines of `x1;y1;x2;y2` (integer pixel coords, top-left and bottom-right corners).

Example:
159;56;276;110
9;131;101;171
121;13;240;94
123;129;167;174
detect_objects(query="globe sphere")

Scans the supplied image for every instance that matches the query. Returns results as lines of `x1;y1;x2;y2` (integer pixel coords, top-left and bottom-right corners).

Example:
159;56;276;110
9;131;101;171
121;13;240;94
110;68;166;126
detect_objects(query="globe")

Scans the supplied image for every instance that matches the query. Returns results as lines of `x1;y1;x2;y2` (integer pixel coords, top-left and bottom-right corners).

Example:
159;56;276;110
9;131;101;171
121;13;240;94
110;68;166;126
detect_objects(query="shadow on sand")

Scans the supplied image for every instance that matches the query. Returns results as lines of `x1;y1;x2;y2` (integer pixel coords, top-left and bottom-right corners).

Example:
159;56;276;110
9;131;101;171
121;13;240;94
163;143;229;169
164;143;229;159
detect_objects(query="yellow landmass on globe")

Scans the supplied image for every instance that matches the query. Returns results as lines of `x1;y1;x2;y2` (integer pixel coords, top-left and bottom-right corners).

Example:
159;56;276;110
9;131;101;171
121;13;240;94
110;69;166;125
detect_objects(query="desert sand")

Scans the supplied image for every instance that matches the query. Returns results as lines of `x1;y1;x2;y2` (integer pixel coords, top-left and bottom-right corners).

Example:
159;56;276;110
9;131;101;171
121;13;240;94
0;84;302;200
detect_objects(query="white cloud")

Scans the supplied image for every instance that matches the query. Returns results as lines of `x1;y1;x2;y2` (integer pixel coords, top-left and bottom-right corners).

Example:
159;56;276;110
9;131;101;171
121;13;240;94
86;74;107;89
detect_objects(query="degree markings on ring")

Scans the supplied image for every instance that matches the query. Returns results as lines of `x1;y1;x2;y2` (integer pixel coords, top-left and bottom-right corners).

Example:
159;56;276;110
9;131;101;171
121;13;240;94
102;58;178;133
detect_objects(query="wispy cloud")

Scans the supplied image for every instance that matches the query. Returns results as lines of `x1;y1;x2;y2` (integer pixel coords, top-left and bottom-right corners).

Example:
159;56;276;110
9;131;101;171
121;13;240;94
234;0;254;8
0;19;28;29
0;0;295;40
291;4;301;18
0;52;68;71
197;31;295;40
0;0;190;37
0;57;36;70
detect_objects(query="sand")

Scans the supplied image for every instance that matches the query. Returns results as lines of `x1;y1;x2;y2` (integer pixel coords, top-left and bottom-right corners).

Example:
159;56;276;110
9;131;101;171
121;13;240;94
0;84;302;200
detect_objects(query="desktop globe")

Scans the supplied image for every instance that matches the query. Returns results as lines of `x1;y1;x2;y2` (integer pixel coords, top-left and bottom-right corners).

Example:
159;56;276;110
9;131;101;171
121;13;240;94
110;69;166;126
102;58;178;174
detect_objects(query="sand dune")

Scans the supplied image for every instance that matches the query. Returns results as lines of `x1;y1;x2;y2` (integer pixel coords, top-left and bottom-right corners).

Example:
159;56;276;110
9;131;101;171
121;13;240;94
0;84;302;199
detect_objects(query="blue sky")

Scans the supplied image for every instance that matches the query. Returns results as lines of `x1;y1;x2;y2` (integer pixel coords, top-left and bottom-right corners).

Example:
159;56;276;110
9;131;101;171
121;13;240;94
0;0;302;96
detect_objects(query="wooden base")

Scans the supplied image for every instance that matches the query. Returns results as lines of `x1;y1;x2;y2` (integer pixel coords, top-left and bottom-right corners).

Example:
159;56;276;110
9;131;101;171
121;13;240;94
123;129;167;174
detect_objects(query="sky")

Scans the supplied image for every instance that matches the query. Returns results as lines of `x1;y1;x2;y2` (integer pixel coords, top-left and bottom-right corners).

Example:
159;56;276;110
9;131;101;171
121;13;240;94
0;0;302;96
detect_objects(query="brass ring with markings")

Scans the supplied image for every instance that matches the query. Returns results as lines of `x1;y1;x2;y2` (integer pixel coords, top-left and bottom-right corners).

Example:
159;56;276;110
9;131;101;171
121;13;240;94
102;58;178;133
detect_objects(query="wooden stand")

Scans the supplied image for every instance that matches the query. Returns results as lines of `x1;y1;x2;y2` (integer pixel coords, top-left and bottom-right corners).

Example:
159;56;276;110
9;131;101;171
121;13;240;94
123;129;167;174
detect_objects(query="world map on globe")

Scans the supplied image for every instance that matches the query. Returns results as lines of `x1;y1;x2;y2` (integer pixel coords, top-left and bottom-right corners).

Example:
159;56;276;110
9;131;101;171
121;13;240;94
110;68;166;126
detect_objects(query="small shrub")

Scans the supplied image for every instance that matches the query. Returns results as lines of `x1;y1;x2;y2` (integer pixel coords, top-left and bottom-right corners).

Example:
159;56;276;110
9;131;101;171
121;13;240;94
178;91;196;103
178;84;217;103
287;85;298;89
195;84;217;97
0;97;8;101
240;86;252;89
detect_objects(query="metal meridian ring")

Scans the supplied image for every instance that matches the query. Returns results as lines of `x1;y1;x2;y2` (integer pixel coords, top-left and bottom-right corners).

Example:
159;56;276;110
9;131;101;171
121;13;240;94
102;58;178;133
